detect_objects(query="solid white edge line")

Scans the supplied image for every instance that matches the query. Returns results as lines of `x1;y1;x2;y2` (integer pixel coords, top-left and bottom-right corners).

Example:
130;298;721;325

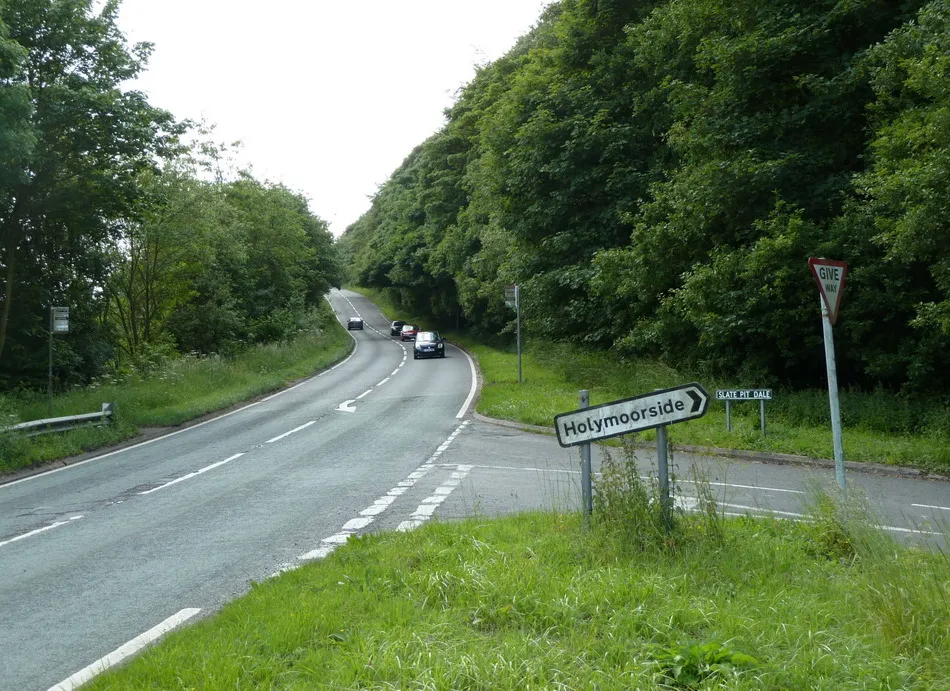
139;453;244;495
455;346;478;418
912;503;950;512
266;421;316;444
0;515;83;549
48;608;201;691
2;297;361;492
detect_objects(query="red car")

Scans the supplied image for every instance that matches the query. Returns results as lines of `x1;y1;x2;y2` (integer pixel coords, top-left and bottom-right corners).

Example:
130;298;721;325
400;324;419;341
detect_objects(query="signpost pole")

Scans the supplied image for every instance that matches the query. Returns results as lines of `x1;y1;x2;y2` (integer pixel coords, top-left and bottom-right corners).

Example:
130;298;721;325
579;390;592;529
48;307;54;417
725;400;732;432
760;399;766;436
820;297;846;489
516;285;522;385
656;422;672;532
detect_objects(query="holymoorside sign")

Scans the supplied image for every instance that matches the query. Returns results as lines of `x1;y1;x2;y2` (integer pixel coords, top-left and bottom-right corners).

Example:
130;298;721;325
554;383;709;447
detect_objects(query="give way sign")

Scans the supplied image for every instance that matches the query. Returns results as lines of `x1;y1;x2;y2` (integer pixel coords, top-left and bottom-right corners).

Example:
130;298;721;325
808;258;848;325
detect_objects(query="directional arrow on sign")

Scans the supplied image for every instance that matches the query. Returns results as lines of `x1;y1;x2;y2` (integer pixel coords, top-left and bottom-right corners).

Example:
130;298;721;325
554;383;710;447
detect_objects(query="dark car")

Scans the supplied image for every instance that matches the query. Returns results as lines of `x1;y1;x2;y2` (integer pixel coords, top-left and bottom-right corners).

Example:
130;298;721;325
390;320;406;337
347;317;364;330
413;331;445;359
400;324;419;341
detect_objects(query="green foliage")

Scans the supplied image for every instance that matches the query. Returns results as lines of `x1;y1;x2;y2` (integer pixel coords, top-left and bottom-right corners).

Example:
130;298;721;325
340;0;950;397
650;642;760;689
0;4;342;396
0;0;184;388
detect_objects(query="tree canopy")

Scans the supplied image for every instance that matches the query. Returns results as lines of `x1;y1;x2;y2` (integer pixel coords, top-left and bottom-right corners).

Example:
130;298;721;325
340;0;950;395
0;0;342;390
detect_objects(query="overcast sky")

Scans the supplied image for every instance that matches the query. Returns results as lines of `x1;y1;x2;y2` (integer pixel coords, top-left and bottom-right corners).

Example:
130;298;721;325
116;1;552;236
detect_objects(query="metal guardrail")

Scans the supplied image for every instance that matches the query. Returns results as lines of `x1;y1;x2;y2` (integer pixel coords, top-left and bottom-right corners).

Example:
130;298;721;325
2;402;115;437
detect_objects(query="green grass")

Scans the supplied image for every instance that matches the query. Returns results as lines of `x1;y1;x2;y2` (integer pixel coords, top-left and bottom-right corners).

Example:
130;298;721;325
83;504;950;690
455;338;950;472
0;304;352;474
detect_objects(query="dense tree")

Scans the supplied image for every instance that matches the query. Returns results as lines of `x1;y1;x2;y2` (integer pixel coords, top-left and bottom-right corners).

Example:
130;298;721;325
342;0;950;394
0;0;181;386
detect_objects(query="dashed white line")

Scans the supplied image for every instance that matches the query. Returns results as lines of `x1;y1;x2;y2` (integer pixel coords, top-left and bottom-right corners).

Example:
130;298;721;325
139;453;244;495
48;608;201;691
289;421;472;565
356;389;373;400
0;515;83;549
398;463;474;532
266;421;315;443
913;503;950;512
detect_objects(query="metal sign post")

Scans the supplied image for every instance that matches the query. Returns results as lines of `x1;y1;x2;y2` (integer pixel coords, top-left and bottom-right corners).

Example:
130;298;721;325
808;258;848;490
504;284;522;384
556;384;710;531
579;390;592;529
48;307;69;416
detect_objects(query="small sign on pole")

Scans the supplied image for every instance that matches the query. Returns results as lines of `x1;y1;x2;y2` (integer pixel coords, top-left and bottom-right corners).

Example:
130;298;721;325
504;284;517;308
809;257;848;489
808;258;848;325
716;389;772;435
554;383;710;447
51;306;69;334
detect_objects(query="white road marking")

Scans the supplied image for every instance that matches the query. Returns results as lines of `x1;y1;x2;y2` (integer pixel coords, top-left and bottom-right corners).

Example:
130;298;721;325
377;377;391;386
713;501;944;536
0;515;82;549
913;503;950;512
336;400;357;413
398;462;474;532
266;421;315;444
293;422;472;563
455;346;478;418
47;608;200;691
342;517;373;531
139;453;244;495
356;389;373;400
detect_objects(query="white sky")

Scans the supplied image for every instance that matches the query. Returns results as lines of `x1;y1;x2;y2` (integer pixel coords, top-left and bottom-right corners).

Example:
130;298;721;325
116;1;552;236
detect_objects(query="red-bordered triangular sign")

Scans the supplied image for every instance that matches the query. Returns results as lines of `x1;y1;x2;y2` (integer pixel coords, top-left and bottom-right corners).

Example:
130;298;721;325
808;258;848;325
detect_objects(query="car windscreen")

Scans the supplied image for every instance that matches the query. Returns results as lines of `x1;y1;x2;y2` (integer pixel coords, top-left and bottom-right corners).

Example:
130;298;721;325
416;332;437;342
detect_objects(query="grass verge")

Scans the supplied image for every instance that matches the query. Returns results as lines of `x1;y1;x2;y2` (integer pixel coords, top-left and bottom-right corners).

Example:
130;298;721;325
83;500;950;690
0;303;352;475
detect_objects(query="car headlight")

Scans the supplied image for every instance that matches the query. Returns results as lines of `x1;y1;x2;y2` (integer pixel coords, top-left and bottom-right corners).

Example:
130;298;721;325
437;343;444;348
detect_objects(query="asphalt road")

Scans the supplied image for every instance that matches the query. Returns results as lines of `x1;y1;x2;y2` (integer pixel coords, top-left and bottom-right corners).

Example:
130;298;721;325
2;288;949;690
0;289;476;691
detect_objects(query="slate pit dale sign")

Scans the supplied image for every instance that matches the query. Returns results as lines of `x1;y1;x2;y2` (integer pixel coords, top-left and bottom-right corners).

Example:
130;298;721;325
555;383;710;447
